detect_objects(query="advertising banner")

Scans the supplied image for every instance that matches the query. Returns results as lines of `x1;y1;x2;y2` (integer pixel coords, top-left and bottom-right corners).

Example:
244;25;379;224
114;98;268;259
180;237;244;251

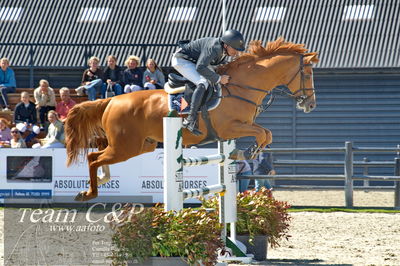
0;148;219;203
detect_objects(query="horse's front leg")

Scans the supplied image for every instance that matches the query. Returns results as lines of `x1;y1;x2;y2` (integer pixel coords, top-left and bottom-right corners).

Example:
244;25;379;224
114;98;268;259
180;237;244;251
245;127;273;158
221;122;272;160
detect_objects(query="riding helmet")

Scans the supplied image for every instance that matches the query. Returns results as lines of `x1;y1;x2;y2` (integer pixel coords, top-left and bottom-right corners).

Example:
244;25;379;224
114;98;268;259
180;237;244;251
221;29;245;51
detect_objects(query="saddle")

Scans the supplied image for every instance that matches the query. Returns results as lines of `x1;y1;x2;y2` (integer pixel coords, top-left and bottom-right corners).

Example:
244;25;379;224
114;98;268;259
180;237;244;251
165;73;221;115
165;73;223;144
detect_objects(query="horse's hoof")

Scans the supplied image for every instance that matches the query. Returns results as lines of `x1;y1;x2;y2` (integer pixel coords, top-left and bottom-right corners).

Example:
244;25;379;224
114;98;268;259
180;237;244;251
229;149;246;160
74;191;97;201
74;191;87;201
243;144;260;160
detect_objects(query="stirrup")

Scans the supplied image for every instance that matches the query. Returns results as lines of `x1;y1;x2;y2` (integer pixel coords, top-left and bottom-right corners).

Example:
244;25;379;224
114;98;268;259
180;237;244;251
183;118;203;136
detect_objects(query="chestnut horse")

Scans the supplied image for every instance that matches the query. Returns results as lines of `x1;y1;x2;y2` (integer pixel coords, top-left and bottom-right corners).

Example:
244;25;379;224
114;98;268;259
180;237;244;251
65;38;319;201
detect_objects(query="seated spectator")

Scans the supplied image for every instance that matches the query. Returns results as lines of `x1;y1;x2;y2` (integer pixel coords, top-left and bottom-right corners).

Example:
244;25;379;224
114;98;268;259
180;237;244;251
0;117;11;147
14;91;40;143
102;55;123;97
34;79;56;128
56;87;76;122
123;55;143;93
236;160;252;193
0;57;17;111
143;58;165;90
75;56;105;101
32;111;65;149
10;126;27;148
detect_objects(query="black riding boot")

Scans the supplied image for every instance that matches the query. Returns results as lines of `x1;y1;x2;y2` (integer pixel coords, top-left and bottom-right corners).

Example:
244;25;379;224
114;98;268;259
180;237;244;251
183;83;206;136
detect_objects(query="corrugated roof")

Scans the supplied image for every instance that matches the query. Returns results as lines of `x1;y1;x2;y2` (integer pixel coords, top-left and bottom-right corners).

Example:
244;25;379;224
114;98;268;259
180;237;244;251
0;0;399;68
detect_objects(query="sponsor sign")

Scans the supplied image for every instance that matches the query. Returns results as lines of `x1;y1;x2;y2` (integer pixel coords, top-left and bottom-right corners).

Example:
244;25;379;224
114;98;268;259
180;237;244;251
0;148;219;203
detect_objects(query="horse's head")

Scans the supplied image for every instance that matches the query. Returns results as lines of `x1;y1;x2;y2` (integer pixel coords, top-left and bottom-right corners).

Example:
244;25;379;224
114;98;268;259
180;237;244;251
286;53;319;113
218;38;319;114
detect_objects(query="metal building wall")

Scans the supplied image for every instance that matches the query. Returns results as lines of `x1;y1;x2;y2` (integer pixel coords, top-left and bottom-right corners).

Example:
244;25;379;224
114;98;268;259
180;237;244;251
1;0;399;68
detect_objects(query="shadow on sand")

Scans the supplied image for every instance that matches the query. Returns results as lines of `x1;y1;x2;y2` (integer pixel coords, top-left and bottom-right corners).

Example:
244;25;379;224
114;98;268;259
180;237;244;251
252;259;352;265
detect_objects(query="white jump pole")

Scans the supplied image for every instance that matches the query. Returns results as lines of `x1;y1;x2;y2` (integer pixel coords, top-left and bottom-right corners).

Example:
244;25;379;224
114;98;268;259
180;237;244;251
163;117;249;261
163;117;237;225
163;117;184;211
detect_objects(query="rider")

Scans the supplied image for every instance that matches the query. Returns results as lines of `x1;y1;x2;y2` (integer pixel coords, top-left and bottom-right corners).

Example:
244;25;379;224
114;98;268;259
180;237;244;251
171;29;245;135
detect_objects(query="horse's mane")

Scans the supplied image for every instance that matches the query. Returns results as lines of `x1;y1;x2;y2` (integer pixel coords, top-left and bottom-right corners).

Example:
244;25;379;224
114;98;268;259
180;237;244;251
219;37;318;73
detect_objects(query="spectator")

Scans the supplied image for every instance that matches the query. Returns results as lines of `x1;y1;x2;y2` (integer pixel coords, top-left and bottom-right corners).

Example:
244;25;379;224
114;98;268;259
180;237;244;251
253;146;276;191
0;57;17;111
33;79;56;128
32;110;65;148
0;117;11;147
123;55;143;93
236;160;252;193
56;87;76;122
75;56;105;100
10;126;27;148
14;91;40;143
102;55;123;97
143;58;165;90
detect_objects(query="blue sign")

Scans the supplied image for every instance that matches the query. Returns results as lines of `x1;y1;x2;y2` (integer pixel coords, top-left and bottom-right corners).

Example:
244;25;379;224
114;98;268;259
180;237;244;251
12;190;52;199
0;190;12;198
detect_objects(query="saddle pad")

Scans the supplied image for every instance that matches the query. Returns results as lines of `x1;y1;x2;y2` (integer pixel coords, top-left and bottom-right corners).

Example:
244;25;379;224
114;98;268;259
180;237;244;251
168;88;222;115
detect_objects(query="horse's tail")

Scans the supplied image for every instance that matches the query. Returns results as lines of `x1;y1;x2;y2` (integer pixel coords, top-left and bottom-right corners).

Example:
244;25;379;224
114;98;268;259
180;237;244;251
65;98;112;166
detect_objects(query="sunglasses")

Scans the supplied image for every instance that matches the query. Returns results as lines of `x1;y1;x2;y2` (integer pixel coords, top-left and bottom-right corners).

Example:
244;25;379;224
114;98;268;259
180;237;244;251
11;131;19;133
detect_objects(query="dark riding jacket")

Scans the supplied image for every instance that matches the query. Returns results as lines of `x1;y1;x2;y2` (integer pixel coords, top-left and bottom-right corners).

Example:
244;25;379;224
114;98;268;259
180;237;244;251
176;37;227;84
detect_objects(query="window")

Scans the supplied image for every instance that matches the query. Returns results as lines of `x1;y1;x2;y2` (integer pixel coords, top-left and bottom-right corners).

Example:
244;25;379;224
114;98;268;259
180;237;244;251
0;7;23;21
254;7;286;22
343;5;374;20
167;7;196;22
78;7;111;22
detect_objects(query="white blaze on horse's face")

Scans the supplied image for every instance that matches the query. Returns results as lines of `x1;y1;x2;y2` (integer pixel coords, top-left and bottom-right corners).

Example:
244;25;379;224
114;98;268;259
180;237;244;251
296;63;316;113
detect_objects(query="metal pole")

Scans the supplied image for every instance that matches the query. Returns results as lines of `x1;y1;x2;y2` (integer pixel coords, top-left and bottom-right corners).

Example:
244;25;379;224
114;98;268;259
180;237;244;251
29;45;34;88
363;157;369;188
142;46;147;66
394;157;400;209
222;0;226;32
344;141;354;207
84;45;89;66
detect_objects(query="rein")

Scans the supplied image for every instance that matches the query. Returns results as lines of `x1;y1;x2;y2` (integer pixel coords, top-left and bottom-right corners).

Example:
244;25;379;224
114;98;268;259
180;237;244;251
220;54;315;114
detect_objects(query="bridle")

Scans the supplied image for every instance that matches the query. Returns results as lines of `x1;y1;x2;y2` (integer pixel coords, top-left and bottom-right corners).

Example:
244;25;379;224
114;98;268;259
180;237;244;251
220;54;315;113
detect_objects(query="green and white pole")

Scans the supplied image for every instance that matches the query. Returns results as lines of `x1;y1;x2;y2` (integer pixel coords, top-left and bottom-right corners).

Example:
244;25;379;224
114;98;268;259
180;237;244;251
163;117;237;230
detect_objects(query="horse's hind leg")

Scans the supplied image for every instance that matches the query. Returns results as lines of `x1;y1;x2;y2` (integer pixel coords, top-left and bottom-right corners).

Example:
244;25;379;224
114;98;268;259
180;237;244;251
75;149;104;201
75;142;145;201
